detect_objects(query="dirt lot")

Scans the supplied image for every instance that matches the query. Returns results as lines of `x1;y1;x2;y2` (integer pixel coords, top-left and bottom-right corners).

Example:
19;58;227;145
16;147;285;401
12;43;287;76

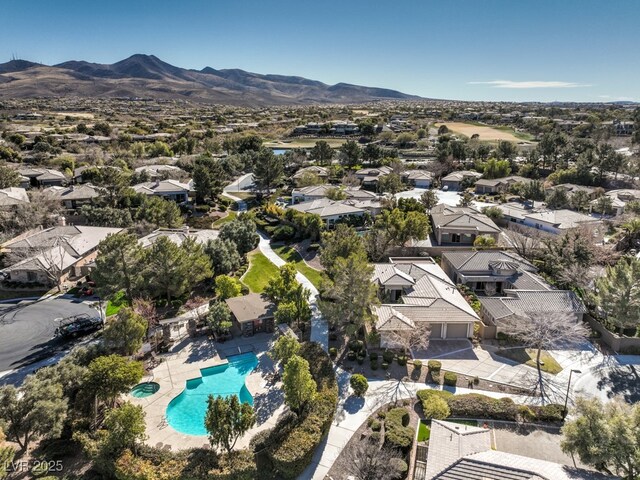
435;122;529;142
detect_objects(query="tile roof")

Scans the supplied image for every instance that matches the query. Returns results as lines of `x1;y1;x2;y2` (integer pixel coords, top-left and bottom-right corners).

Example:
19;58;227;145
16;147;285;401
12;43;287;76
480;290;586;321
289;198;365;218
524;209;601;229
225;293;274;323
443;250;535;273
442;170;483;182
43;184;100;201
0;187;29;207
132;179;192;194
139;228;219;248
431;204;501;234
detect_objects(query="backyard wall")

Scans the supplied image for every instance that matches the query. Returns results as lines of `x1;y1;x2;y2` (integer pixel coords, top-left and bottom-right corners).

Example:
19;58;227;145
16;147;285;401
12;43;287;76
586;314;640;353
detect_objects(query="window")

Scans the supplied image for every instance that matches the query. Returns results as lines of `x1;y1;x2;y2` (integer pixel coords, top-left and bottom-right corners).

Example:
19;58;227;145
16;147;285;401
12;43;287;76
476;282;486;291
451;233;461;243
27;271;37;282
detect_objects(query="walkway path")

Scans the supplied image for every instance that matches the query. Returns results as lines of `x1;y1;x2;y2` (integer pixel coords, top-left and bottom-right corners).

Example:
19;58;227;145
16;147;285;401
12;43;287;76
258;233;329;351
223;186;329;351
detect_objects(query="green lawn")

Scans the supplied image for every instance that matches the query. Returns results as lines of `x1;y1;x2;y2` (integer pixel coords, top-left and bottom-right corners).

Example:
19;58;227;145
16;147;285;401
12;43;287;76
212;211;237;227
272;245;324;289
106;290;129;317
264;138;346;149
417;421;431;442
242;252;280;293
492;125;536;142
495;348;563;374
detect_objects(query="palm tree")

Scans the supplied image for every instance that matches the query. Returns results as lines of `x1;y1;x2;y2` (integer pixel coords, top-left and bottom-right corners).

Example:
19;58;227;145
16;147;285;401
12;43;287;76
622;218;640;251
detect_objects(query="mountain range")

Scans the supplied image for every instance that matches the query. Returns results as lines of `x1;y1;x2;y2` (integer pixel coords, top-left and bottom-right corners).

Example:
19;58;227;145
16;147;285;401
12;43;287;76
0;54;421;106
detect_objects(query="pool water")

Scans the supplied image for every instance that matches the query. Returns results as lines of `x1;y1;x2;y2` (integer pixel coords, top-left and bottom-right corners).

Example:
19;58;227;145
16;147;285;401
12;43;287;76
130;382;160;398
166;352;258;436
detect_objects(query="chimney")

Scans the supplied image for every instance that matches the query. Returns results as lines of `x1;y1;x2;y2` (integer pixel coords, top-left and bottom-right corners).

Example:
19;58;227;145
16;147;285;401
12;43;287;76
183;225;190;234
57;216;66;226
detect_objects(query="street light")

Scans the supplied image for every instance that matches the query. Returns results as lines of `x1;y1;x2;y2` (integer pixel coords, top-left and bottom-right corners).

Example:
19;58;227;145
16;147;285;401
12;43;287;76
563;369;582;420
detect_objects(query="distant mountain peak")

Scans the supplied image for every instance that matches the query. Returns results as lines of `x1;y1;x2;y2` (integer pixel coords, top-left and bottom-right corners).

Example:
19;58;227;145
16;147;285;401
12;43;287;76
0;54;423;105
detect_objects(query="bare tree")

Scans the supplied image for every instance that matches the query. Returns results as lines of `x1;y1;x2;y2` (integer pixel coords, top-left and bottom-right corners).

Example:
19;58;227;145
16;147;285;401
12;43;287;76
505;311;587;401
338;439;405;480
502;225;543;261
7;233;73;292
384;321;431;357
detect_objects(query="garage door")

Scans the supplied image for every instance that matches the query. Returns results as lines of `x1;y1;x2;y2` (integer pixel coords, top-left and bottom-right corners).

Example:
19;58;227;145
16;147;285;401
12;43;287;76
430;323;443;339
446;323;469;339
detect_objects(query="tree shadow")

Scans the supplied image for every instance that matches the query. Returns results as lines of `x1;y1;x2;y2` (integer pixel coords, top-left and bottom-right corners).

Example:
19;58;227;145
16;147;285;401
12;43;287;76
342;395;365;414
253;386;285;424
185;338;218;364
596;364;640;403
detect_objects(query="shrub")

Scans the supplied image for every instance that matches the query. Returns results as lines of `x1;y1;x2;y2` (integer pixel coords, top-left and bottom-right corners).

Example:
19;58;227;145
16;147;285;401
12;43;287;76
384;408;413;452
447;394;518;421
356;355;364;365
396;355;407;366
416;389;454;408
381;362;389;370
382;350;394;363
370;420;381;432
413;360;422;369
473;376;479;385
369;431;381;443
430;370;440;383
518;405;535;422
428;360;442;372
422;396;451;420
532;403;564;422
369;351;378;361
349;373;369;397
328;347;337;358
272;225;296;241
347;351;357;361
348;339;365;353
386;407;410;427
377;411;386;420
370;358;378;370
444;372;457;386
390;458;409;477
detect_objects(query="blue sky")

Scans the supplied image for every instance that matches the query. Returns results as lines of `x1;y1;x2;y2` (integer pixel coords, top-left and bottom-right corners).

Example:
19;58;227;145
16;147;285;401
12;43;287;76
1;0;638;102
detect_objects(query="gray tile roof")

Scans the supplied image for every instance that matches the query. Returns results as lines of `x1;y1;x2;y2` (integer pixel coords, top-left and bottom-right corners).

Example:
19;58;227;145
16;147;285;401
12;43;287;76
480;290;586;321
443;250;535;273
0;187;29;207
524;209;601;229
431;204;501;234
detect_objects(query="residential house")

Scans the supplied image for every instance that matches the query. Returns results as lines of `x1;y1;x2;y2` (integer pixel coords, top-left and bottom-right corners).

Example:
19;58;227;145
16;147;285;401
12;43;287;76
474;175;531;194
518;209;603;238
371;258;479;346
225;293;275;337
479;290;586;337
17;167;66;188
430;204;501;246
441;170;482;190
291;184;378;204
545;183;600;200
288;198;376;225
0;187;29;208
139;227;219;248
596;189;640;216
441;250;547;295
354;166;393;189
418;419;611;480
603;119;634;136
291;166;329;185
132;179;193;202
402;170;433;188
1;225;122;285
133;164;187;180
43;184;100;209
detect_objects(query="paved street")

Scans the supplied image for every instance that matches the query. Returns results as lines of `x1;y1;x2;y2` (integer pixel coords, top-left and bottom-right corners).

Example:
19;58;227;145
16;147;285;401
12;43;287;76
0;295;100;375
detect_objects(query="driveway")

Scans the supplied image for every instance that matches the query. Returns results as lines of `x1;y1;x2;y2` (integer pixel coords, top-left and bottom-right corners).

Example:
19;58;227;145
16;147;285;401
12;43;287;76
0;295;100;376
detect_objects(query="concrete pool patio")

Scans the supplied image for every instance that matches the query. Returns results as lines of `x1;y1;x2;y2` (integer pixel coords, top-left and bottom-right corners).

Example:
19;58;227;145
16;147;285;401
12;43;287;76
129;333;285;450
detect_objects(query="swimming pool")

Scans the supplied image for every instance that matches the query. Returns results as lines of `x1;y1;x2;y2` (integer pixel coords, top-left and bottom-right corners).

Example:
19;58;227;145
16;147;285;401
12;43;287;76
166;352;258;436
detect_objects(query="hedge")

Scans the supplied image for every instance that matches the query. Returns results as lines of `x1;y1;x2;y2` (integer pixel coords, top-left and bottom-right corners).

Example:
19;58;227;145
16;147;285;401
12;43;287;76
265;341;338;479
416;390;561;423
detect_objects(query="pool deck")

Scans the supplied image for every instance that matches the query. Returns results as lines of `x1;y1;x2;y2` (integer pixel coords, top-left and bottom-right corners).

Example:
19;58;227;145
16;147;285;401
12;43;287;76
129;333;285;451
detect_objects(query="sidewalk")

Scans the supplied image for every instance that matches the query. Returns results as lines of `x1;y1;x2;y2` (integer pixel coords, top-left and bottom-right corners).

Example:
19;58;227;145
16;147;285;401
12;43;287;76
258;233;329;351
